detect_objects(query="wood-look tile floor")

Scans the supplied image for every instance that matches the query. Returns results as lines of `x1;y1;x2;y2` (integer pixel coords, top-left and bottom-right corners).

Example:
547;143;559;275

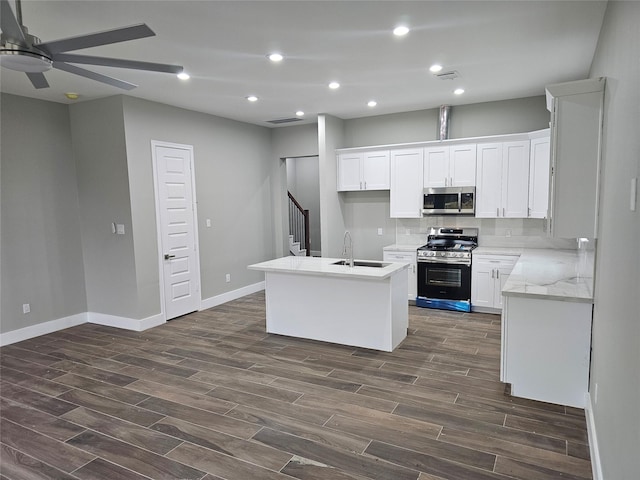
0;292;592;480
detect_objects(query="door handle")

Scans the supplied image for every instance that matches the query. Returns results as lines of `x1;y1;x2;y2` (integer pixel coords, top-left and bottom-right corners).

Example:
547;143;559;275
164;254;175;260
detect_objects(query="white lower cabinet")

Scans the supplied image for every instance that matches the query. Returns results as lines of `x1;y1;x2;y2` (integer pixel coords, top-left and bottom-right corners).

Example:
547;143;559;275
471;254;518;312
383;250;417;300
501;295;592;408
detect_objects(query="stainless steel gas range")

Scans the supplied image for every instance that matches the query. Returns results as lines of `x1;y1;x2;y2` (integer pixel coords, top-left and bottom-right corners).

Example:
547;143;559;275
416;227;478;312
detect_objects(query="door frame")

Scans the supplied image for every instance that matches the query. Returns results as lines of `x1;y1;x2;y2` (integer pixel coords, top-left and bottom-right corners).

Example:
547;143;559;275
151;140;202;320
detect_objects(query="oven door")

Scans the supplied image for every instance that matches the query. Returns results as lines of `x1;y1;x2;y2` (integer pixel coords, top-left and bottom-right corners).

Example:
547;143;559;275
417;259;471;301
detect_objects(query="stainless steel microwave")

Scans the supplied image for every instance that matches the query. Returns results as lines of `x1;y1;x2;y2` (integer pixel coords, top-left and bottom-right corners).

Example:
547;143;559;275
422;187;475;216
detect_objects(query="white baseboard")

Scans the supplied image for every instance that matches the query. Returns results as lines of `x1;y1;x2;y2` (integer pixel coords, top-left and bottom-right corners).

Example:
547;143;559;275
0;284;264;346
200;281;265;310
585;392;603;480
0;312;87;347
87;312;165;332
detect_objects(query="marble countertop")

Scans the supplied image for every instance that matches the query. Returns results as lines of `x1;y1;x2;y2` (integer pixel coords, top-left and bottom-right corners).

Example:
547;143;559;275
500;249;593;303
473;246;524;256
248;256;409;280
383;244;423;252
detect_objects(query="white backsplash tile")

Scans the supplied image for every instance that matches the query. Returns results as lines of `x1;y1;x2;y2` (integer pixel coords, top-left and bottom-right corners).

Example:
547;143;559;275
395;217;577;249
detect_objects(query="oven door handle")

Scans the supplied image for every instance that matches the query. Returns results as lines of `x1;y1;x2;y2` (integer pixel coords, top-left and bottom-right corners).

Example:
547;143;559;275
418;258;471;266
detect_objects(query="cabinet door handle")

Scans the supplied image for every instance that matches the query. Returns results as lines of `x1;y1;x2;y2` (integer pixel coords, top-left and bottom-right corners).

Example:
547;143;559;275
491;269;495;279
496;207;500;217
450;177;453;186
503;207;505;217
496;270;500;279
364;181;367;189
360;181;363;190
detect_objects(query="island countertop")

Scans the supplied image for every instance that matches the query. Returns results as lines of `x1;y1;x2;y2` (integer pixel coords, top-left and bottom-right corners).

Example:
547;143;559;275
248;256;409;280
500;249;594;303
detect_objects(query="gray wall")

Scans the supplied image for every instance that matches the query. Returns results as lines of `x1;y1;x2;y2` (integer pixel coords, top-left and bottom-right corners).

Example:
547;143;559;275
1;94;86;333
318;114;346;257
69;97;140;319
121;96;275;306
344;96;550;147
588;1;640;477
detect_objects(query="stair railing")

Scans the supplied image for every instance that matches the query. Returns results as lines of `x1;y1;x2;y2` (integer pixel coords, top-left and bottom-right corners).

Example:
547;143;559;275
287;191;310;256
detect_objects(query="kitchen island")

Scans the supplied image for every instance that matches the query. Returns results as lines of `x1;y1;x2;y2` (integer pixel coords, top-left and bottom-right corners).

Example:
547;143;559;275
248;256;409;352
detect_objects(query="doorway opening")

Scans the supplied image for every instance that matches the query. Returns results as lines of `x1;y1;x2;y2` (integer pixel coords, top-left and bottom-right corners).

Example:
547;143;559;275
286;156;321;256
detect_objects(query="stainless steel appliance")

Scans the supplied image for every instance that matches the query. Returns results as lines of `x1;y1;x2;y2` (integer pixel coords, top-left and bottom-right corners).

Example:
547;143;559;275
416;227;478;312
422;186;475;216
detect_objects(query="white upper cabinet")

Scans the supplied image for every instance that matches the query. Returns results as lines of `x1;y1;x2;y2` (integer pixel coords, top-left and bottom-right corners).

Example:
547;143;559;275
337;152;362;191
528;133;551;219
337;151;390;191
503;141;530;218
476;143;503;217
390;148;424;218
546;78;604;238
424;144;476;188
476;141;530;218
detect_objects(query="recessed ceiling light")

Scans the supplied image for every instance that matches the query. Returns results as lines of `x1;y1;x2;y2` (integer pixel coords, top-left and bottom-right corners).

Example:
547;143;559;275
267;53;283;62
296;111;304;117
246;95;258;102
177;71;190;80
393;25;410;36
367;100;377;107
429;64;443;73
454;88;465;95
328;82;340;89
64;92;79;100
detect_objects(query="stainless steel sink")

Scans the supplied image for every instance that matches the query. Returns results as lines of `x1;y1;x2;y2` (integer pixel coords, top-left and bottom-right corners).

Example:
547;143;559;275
331;260;390;268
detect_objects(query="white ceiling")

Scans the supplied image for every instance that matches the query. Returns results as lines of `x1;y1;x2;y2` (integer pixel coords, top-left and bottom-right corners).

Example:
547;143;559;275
0;0;608;127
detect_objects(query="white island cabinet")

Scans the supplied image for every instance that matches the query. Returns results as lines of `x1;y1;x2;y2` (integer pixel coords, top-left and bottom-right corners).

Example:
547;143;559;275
383;246;418;301
500;250;594;408
248;257;409;352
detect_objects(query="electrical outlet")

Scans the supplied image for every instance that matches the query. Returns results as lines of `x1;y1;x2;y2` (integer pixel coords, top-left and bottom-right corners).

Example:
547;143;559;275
22;303;30;314
225;273;231;283
206;219;212;228
377;228;383;236
116;224;125;235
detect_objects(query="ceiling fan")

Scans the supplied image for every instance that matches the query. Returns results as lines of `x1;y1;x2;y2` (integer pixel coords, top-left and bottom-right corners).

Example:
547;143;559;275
0;0;183;90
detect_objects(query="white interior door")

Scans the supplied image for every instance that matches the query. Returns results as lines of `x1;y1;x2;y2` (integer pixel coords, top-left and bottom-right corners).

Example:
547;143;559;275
152;142;200;320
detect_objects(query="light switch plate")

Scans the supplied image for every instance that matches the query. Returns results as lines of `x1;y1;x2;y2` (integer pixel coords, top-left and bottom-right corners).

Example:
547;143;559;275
377;228;383;236
116;224;125;235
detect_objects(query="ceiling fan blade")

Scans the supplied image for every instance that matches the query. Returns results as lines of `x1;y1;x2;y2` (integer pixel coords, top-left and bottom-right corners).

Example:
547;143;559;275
37;23;154;55
0;0;26;43
53;61;137;90
26;72;49;89
53;53;183;74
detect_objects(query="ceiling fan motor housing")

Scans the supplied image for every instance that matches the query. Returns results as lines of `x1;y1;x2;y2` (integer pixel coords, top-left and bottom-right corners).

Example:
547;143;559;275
0;32;53;72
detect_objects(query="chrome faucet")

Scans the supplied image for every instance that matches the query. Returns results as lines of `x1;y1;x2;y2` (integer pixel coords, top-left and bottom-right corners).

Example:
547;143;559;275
342;230;354;267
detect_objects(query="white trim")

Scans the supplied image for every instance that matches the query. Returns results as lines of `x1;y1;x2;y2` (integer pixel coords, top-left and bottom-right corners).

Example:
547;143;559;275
0;313;87;346
584;392;603;480
87;312;166;332
201;281;265;310
151;140;202;320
